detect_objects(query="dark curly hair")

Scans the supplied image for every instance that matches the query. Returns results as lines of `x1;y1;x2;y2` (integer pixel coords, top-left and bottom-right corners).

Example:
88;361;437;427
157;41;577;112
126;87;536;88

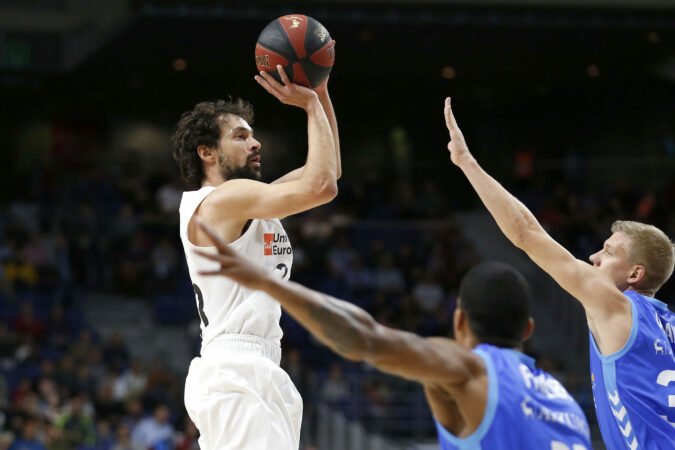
459;261;532;348
172;98;255;190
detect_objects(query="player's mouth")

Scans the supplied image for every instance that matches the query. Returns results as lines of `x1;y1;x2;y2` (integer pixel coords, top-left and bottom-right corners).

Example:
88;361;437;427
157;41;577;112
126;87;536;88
248;155;261;167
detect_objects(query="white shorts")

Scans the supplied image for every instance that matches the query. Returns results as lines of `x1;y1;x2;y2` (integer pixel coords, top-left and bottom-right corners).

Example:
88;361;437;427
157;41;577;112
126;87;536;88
184;335;303;450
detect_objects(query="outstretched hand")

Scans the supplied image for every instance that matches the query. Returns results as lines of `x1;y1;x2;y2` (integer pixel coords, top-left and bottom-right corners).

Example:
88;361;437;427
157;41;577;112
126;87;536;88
255;65;318;110
193;218;270;291
444;97;474;167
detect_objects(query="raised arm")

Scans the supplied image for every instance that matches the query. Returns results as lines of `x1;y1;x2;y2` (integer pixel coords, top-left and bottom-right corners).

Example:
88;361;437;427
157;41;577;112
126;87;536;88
444;98;630;354
272;75;342;184
202;66;337;221
193;218;482;386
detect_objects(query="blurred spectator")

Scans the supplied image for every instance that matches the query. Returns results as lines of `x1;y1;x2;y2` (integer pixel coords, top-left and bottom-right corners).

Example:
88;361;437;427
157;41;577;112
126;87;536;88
150;239;179;286
120;398;144;432
3;248;38;291
319;364;349;407
144;360;176;405
411;271;444;314
35;377;61;423
70;330;96;366
102;332;130;372
344;255;375;295
45;304;71;351
155;180;182;215
130;404;174;450
53;393;96;448
8;418;45;450
54;355;77;393
173;417;199;450
326;234;357;276
12;303;45;342
95;420;115;450
373;253;405;293
112;360;147;402
110;422;142;450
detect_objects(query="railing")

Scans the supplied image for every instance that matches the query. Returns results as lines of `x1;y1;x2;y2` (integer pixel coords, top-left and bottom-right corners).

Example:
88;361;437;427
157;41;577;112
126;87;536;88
314;403;436;450
303;370;437;449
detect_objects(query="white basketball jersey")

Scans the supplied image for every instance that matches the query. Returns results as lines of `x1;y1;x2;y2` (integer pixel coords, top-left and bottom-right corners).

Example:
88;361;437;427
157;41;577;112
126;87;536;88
179;186;293;347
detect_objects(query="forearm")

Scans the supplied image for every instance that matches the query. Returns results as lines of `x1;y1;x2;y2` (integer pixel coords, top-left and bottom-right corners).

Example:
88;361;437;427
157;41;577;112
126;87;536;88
316;90;341;179
302;98;337;193
459;158;544;250
262;277;373;360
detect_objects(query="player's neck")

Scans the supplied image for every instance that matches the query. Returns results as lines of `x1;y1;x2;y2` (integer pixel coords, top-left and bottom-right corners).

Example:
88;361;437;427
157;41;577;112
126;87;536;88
202;171;226;188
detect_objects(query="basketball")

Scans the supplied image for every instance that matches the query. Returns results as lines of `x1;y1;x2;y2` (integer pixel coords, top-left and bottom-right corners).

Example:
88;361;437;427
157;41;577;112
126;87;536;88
255;14;335;89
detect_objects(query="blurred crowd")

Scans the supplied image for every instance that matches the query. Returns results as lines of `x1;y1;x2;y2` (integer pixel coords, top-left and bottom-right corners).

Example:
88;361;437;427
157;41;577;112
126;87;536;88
0;155;673;447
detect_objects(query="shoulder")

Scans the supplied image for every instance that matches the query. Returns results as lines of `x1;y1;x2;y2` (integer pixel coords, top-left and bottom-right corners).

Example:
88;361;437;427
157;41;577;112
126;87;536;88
429;338;487;385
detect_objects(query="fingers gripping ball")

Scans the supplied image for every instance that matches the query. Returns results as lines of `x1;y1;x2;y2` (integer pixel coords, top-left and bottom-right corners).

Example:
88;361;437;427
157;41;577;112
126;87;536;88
255;14;335;88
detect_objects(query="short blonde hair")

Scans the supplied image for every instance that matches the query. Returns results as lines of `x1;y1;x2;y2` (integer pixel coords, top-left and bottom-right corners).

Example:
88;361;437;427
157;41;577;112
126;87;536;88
611;220;675;294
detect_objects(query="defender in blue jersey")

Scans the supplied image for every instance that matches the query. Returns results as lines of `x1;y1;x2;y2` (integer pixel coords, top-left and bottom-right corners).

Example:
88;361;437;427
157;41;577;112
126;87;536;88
190;219;591;450
443;97;675;449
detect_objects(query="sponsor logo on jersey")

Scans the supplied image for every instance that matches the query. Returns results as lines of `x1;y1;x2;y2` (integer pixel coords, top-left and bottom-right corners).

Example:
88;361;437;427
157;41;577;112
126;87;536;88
520;396;590;439
264;233;292;256
519;364;572;400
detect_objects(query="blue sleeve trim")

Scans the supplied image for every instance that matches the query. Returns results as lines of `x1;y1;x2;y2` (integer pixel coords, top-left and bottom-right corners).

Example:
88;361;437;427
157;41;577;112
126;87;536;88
589;292;639;363
433;348;498;449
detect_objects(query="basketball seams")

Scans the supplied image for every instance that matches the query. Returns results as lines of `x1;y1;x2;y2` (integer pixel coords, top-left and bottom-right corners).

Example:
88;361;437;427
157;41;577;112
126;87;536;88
304;17;318;56
255;14;334;88
308;40;335;67
261;19;299;64
278;15;307;60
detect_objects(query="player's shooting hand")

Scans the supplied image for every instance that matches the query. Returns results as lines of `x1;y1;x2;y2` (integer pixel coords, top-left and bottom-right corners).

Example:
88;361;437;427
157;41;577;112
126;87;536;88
193;218;270;291
255;65;318;110
444;97;474;168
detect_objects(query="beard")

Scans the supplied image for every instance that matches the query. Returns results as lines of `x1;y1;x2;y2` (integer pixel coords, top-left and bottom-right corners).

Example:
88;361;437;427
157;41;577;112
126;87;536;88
219;154;261;181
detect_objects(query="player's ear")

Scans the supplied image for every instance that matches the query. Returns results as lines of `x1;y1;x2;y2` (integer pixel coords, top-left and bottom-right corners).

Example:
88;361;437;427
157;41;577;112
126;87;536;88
453;302;466;339
628;264;646;286
198;145;217;162
522;317;535;343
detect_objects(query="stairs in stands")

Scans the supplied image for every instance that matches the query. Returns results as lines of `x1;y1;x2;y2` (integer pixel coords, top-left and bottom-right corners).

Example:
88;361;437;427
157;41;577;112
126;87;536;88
83;294;194;375
454;211;589;373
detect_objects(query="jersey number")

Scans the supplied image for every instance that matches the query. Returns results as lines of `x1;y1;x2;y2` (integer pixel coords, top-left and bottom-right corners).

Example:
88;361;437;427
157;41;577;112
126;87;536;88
276;263;289;279
193;283;209;327
656;369;675;426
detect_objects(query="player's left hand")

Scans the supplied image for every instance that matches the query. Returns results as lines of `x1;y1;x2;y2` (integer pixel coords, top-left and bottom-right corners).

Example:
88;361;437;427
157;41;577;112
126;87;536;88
444;97;474;168
193;217;270;291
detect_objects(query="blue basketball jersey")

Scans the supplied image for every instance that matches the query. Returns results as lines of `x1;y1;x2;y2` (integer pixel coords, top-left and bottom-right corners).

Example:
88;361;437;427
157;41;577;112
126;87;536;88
589;290;675;449
434;344;591;450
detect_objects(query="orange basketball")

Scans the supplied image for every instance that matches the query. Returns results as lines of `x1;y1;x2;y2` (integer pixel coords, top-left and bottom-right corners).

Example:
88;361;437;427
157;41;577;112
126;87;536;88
255;14;335;88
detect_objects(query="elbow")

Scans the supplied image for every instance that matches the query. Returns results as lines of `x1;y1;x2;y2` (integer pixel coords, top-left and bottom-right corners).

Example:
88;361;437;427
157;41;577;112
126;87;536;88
315;181;338;203
510;225;542;253
511;230;529;250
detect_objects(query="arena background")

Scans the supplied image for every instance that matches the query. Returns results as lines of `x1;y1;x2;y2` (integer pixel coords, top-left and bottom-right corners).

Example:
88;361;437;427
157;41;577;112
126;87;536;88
1;1;674;449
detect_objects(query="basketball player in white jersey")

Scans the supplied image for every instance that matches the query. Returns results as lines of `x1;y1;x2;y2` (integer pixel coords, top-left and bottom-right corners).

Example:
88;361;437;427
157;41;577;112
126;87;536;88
171;65;340;449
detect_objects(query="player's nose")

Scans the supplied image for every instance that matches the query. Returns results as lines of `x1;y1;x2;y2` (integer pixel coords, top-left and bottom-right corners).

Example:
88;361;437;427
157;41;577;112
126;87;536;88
589;252;600;266
250;138;261;152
